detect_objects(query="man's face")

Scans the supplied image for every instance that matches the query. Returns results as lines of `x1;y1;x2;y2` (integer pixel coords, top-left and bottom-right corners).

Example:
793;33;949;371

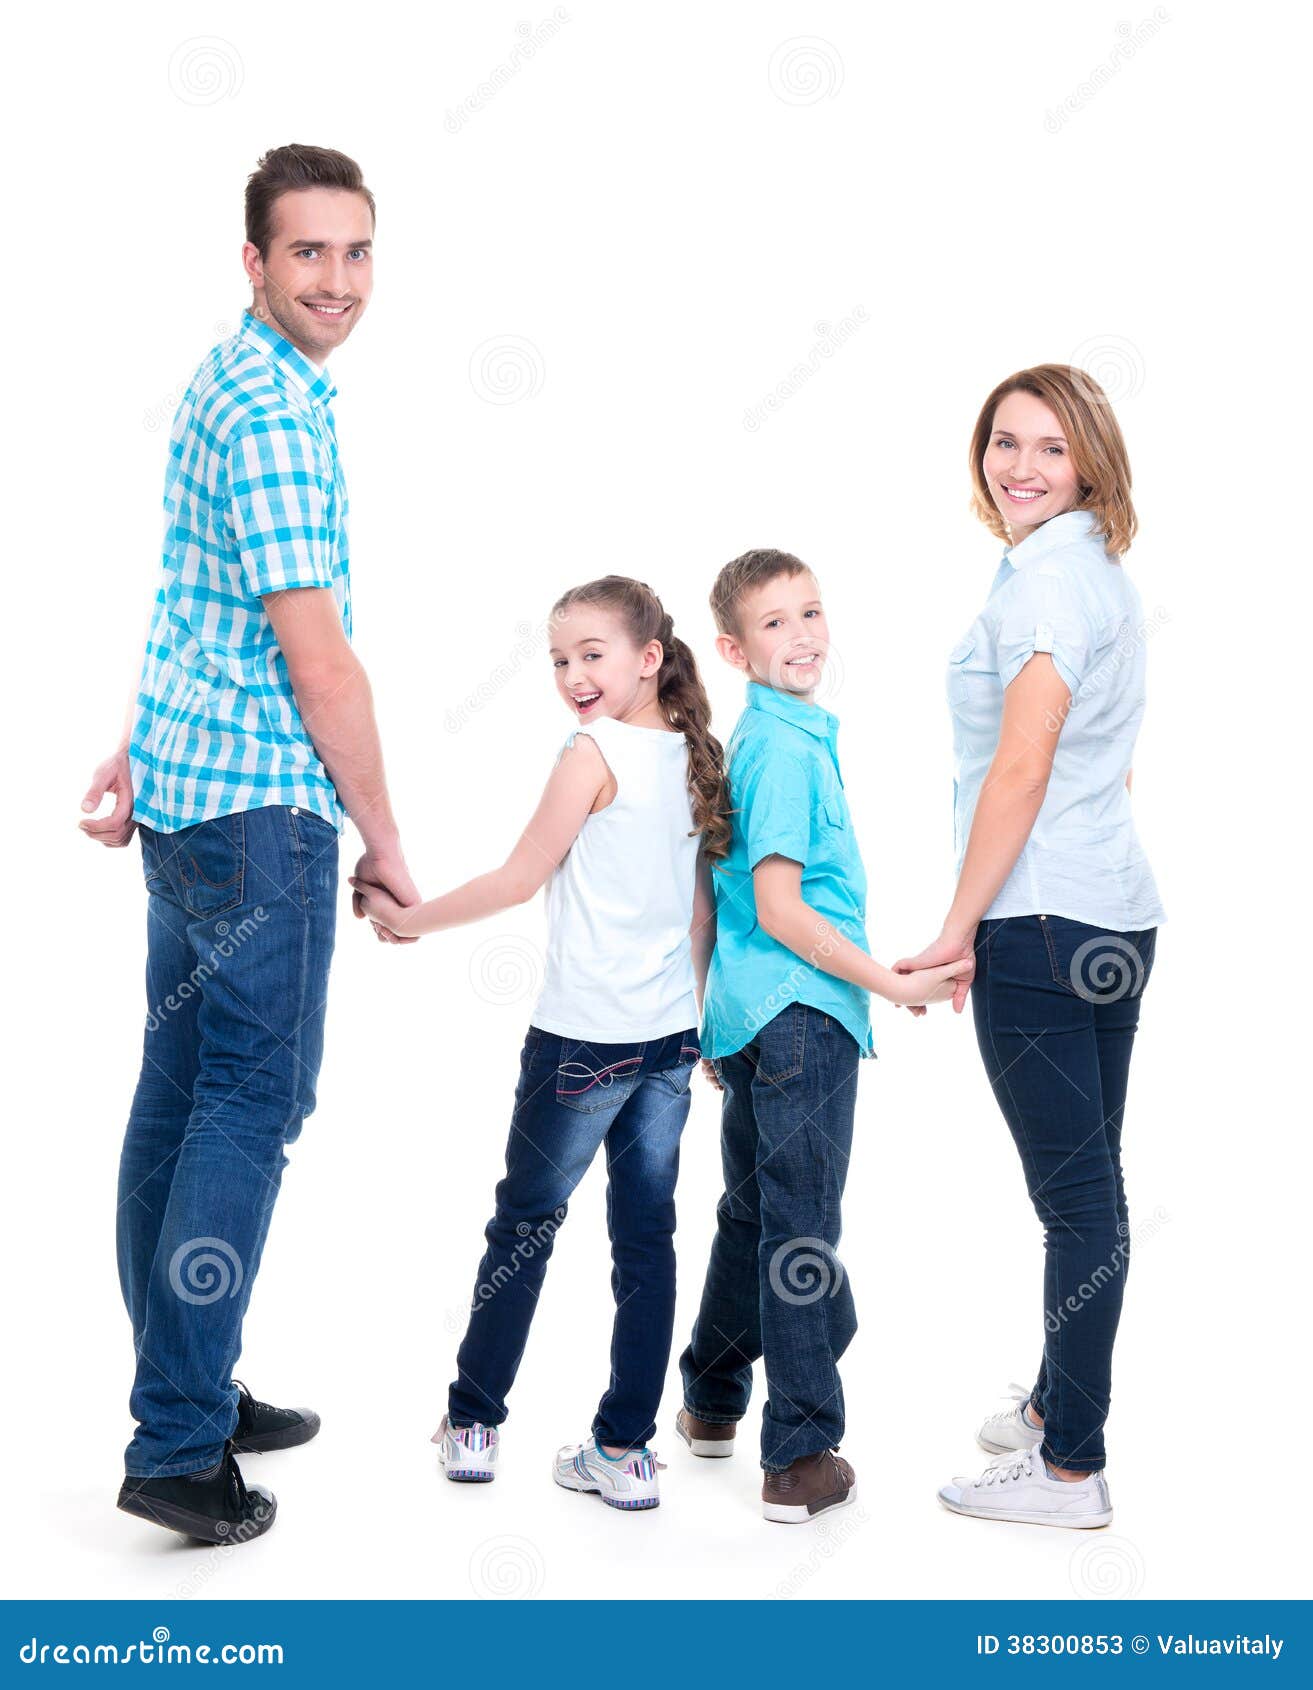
243;187;374;362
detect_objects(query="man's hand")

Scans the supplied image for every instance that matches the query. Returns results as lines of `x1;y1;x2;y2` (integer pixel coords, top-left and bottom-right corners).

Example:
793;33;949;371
79;748;136;848
893;929;978;1015
351;847;421;944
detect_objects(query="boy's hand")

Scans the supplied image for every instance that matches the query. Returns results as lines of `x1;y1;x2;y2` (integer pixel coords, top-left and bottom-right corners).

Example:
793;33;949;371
888;959;973;1009
347;875;416;940
700;1057;723;1093
893;931;977;1014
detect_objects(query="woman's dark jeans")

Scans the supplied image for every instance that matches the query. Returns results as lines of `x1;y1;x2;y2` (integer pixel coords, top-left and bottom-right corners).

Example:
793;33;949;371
448;1025;700;1450
972;913;1157;1472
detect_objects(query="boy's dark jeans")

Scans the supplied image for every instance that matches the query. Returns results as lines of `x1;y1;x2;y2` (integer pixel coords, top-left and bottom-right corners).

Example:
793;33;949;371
679;1003;860;1471
972;913;1156;1472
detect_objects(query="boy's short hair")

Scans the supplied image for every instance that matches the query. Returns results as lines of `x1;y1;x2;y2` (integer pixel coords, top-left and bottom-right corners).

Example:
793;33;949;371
710;548;812;640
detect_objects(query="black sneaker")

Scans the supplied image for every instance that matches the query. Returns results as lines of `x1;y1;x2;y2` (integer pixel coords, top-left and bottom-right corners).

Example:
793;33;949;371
117;1443;276;1544
230;1379;321;1454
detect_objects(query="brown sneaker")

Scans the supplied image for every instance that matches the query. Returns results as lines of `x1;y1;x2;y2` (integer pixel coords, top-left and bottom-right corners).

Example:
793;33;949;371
762;1449;856;1523
675;1407;736;1459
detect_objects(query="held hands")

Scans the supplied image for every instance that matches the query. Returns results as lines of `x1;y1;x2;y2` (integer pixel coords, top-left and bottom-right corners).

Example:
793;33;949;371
79;747;136;848
349;847;421;945
892;929;978;1016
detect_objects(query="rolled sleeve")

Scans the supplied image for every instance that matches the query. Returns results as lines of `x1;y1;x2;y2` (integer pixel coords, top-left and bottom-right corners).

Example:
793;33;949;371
994;565;1094;698
741;752;816;870
227;416;337;598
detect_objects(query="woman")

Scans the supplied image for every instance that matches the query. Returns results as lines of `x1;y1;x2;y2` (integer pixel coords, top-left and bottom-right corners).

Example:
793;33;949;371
897;364;1164;1528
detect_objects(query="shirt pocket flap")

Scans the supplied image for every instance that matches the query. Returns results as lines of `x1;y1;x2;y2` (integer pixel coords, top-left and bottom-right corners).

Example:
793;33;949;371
822;795;848;829
948;635;977;664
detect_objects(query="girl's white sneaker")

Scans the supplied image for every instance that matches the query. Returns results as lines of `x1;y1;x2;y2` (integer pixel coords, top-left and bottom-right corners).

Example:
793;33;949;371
553;1439;663;1510
977;1382;1045;1455
433;1415;499;1482
938;1446;1113;1529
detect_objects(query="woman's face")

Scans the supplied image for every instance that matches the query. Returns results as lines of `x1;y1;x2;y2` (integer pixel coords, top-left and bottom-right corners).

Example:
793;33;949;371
982;390;1082;543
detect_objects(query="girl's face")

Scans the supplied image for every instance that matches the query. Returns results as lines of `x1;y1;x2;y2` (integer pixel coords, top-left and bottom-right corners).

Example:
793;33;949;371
549;603;661;723
982;391;1083;543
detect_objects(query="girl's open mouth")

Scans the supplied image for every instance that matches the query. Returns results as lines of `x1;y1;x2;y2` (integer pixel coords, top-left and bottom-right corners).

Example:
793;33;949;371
572;690;603;714
1001;483;1046;505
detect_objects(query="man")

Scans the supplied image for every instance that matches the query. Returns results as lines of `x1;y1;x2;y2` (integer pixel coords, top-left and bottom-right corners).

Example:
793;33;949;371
81;144;415;1544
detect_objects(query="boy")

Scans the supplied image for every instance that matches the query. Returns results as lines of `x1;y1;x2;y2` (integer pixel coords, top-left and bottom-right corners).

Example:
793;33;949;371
676;549;964;1522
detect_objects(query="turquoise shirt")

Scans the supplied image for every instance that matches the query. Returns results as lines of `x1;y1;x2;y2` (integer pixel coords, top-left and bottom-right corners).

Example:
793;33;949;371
701;682;875;1062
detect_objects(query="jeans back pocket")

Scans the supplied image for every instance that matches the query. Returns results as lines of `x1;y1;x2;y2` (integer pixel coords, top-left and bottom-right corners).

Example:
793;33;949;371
554;1039;646;1113
175;813;245;918
1041;915;1155;1004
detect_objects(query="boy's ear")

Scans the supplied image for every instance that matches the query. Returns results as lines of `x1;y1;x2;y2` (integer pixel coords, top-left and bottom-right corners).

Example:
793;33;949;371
715;631;747;671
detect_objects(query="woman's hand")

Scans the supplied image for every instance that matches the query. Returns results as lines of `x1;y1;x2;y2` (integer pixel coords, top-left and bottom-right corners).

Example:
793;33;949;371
893;929;978;1015
347;876;417;940
887;957;974;1009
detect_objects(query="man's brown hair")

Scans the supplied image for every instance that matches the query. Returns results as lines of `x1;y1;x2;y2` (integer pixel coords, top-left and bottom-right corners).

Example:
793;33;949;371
245;144;375;259
709;548;813;641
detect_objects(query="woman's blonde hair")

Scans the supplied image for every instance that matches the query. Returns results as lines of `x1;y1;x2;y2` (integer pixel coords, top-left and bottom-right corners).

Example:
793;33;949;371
969;364;1137;557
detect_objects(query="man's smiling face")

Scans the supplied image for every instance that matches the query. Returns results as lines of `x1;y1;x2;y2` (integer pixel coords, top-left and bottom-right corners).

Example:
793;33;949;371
243;186;374;363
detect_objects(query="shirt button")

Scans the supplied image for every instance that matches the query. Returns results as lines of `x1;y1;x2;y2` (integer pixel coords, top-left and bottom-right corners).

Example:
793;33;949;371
291;806;300;815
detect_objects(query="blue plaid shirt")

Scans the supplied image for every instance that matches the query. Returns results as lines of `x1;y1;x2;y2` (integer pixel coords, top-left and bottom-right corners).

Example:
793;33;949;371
130;312;352;834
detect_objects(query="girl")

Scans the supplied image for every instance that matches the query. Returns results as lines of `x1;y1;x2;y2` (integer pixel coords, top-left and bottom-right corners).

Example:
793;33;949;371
897;365;1164;1528
352;575;728;1511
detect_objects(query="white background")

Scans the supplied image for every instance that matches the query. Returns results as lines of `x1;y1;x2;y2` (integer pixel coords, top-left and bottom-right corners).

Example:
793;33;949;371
5;0;1307;1603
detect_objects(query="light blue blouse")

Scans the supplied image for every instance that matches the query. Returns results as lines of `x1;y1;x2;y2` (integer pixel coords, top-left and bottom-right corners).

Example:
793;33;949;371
947;509;1165;932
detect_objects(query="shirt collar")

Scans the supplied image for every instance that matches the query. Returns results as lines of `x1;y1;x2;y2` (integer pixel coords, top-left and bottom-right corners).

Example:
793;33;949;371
1003;507;1103;570
745;680;838;742
238;311;337;406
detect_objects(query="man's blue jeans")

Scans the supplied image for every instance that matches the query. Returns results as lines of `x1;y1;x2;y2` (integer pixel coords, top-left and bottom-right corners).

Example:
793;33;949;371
449;1025;700;1450
679;1003;861;1472
117;804;338;1478
972;913;1156;1472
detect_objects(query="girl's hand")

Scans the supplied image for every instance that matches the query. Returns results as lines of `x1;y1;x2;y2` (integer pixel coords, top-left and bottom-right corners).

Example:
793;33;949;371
887;958;973;1009
700;1057;724;1093
347;876;415;939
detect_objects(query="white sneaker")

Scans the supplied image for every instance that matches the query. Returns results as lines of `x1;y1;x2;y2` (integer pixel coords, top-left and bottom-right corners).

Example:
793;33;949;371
939;1446;1113;1529
553;1438;663;1511
433;1415;499;1483
977;1382;1045;1455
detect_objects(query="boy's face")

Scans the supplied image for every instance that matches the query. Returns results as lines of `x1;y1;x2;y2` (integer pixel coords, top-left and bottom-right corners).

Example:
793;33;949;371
717;570;829;700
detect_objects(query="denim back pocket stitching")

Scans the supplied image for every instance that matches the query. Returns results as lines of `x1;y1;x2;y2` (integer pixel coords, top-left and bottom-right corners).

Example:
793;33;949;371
757;1006;806;1084
555;1046;646;1111
177;813;245;917
1040;916;1152;1004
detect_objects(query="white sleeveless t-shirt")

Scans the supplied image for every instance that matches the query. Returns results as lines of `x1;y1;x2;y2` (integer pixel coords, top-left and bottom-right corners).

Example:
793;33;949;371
530;715;700;1043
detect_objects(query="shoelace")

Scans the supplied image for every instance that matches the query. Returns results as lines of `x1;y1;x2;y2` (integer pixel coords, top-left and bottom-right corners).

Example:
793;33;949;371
977;1448;1036;1488
987;1383;1033;1419
232;1379;271;1416
224;1440;251;1513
